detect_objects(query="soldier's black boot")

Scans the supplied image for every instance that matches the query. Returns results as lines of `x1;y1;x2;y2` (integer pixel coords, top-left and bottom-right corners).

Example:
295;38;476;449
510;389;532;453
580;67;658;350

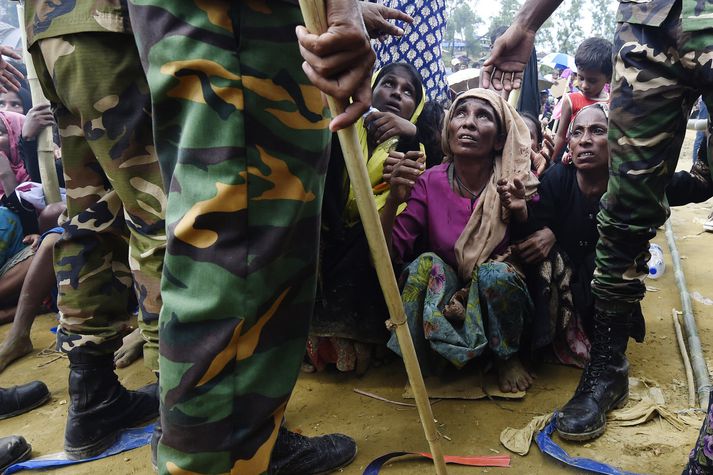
270;426;357;475
0;381;50;419
555;310;630;441
64;351;159;460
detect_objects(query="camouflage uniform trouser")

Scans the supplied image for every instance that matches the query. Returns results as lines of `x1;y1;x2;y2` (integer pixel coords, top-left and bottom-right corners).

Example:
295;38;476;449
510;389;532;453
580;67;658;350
31;34;165;370
592;1;713;312
129;1;330;473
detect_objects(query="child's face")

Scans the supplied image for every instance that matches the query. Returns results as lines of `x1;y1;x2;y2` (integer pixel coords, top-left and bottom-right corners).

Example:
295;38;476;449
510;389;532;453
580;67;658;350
372;68;418;120
0;92;23;114
576;68;608;98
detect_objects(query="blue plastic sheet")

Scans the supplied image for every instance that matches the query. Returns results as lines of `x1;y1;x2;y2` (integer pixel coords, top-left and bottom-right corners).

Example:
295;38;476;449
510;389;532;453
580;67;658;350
4;423;155;474
535;418;644;475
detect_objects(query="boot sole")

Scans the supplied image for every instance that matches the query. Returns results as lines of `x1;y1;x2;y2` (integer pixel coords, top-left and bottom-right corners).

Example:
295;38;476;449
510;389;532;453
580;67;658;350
556;391;628;442
0;391;51;420
0;442;32;473
64;413;159;460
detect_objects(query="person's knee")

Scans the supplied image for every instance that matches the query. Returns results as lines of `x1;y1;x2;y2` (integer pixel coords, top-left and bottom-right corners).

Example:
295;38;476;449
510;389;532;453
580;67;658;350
478;261;519;292
38;203;66;233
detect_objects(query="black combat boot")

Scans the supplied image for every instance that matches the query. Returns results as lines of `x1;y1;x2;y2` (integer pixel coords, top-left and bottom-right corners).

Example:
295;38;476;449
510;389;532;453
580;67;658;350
0;381;50;419
270;426;357;475
64;352;159;460
0;436;31;472
555;310;630;441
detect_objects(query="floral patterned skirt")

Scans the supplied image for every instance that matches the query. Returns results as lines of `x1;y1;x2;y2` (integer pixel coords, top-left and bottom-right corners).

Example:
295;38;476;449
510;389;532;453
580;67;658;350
387;253;533;373
684;390;713;473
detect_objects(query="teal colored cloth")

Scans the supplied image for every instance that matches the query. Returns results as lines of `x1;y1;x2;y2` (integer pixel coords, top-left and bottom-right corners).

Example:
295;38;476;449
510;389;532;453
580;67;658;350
0;207;25;268
387;253;532;373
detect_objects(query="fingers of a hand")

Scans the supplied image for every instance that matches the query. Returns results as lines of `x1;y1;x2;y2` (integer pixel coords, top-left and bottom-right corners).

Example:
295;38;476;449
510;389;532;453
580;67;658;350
329;82;371;131
380;6;413;23
391;176;415;187
490;69;503;91
5;63;24;81
298;43;366;78
480;68;492;89
0;47;21;60
372;19;403;37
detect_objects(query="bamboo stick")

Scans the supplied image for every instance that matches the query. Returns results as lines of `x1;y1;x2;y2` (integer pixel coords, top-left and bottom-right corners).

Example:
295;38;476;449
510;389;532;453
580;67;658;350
297;2;448;473
664;220;710;409
16;4;62;204
672;309;696;408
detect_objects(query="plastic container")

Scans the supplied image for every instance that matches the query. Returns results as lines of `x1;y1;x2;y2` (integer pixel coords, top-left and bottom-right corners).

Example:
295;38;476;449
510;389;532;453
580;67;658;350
363;107;399;152
647;243;665;279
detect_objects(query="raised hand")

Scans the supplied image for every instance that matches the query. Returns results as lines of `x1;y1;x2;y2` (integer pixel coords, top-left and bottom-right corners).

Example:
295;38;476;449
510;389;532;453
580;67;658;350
360;2;413;41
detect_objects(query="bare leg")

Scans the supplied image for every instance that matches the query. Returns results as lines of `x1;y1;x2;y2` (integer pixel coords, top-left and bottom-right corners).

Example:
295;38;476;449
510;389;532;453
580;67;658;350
114;328;144;368
0;234;60;374
496;357;535;393
0;257;33;307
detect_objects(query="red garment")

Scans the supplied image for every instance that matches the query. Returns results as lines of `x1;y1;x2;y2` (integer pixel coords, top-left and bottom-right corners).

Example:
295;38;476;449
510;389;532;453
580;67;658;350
567;91;608;119
0;111;30;196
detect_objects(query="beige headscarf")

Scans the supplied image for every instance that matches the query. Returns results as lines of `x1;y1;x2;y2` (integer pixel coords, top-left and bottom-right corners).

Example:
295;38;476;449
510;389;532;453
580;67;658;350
443;89;539;280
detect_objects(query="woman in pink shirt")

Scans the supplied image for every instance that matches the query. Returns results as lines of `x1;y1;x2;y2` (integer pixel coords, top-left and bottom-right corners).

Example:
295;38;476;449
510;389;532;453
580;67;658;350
381;89;539;393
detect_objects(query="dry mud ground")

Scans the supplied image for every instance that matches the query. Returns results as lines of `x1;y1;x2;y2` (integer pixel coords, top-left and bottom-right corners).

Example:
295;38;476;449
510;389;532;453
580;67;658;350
1;131;712;474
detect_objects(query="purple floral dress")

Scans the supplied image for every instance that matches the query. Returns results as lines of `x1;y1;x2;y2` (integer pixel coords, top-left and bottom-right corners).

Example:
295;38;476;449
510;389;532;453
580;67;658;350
684;392;713;473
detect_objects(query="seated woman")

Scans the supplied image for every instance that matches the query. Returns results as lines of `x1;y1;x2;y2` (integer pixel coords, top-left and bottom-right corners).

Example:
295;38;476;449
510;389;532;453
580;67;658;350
307;62;425;374
381;88;539;392
515;103;643;366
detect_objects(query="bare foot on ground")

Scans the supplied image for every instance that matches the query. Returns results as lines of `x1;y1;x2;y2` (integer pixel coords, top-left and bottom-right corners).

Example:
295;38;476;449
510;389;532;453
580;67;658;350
496;357;534;393
0;335;33;374
114;328;144;368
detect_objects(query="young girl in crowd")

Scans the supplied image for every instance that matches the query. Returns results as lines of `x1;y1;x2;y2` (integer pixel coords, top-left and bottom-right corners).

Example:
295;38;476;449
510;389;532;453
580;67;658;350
381;88;539;393
307;62;426;374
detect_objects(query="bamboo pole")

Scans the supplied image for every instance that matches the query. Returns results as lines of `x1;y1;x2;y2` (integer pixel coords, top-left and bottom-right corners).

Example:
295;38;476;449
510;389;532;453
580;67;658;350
664;220;710;408
16;4;62;204
297;2;448;473
672;309;696;408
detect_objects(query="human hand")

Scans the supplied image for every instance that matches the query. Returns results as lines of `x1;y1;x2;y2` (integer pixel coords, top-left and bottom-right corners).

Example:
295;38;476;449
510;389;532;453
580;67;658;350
383;150;423;183
480;26;536;93
22;104;55;140
531;150;547;176
513;227;555;264
365;110;417;146
497;177;527;221
0;46;23;94
360;2;412;41
387;151;425;204
296;0;375;131
22;234;40;251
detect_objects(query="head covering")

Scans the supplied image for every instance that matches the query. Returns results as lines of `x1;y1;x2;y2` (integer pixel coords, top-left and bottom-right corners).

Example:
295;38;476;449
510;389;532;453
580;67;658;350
344;64;426;223
0;111;30;196
445;88;539;280
567;102;609;137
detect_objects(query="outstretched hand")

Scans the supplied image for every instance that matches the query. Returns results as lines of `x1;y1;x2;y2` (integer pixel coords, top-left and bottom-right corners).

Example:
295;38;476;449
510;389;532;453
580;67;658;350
0;46;23;94
360;2;413;41
296;0;375;131
497;177;527;222
480;27;536;93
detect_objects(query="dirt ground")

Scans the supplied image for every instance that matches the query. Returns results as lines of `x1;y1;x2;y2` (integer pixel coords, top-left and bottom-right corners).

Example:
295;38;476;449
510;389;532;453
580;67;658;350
1;131;712;474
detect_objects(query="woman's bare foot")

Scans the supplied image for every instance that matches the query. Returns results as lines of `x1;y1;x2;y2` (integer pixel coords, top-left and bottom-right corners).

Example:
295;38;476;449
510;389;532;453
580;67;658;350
496;357;534;393
114;328;144;368
0;335;33;374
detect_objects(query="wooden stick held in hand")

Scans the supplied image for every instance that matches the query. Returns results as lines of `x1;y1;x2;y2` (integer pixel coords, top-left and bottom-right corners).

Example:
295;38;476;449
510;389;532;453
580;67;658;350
298;1;448;473
16;4;62;205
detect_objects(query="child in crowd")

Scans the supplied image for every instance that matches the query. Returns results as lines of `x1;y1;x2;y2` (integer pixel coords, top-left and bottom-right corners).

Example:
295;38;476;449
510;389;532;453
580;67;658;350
521;111;554;175
551;37;612;162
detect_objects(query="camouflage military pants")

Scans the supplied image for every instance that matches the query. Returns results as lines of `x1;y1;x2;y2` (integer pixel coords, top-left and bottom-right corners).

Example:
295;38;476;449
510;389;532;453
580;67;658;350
592;2;713;312
31;34;165;369
129;1;330;473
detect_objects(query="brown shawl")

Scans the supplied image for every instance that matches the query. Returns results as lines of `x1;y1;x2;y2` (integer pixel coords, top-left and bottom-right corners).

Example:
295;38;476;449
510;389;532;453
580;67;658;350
442;89;539;280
